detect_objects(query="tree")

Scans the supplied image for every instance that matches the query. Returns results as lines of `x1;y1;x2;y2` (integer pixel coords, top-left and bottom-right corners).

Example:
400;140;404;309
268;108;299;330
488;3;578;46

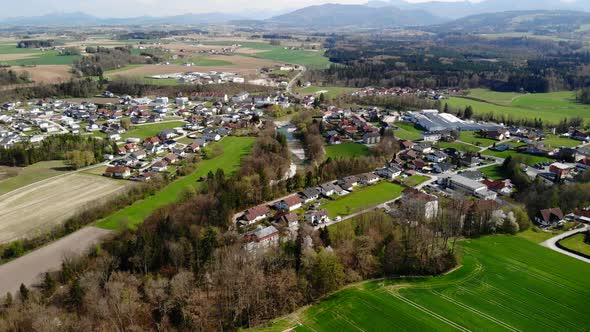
121;117;131;130
4;292;13;308
42;272;56;297
319;227;331;247
308;248;345;297
464;106;474;119
68;278;85;309
19;283;29;302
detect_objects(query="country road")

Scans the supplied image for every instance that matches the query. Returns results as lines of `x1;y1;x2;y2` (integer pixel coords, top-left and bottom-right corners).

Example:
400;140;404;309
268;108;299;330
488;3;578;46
541;225;590;264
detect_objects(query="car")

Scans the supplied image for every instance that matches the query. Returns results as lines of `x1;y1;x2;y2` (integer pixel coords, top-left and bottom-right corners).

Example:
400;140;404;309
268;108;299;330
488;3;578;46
334;216;342;222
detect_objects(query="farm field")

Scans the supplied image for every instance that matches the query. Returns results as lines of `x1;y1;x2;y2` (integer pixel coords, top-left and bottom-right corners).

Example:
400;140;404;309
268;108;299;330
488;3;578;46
325;143;370;160
95;136;255;230
458;131;497;147
481;149;554;165
448;89;590;123
10;64;73;83
171;56;233;66
393;122;423;141
3;51;80;66
256;235;590;332
322;182;404;218
479;164;507;180
0;160;70;195
559;233;590;256
297;86;357;99
0;173;128;244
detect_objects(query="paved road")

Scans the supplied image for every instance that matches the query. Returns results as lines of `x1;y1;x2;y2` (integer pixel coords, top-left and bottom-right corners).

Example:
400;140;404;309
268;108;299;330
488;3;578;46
286;66;307;97
0;227;112;296
540;225;590;264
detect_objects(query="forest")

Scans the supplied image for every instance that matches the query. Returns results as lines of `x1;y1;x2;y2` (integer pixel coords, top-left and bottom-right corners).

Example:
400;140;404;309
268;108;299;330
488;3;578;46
72;45;153;77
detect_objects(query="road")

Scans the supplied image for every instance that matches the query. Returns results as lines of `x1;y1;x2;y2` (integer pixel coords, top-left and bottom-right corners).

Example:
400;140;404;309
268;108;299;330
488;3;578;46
0;227;112;296
540;224;590;264
286;66;307;97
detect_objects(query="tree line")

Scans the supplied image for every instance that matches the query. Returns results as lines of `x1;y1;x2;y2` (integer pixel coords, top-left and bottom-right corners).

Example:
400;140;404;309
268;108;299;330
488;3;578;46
0;68;30;86
17;40;56;48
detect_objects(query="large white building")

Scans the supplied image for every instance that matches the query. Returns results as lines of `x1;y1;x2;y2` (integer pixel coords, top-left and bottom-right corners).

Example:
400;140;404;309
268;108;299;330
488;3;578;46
444;174;497;200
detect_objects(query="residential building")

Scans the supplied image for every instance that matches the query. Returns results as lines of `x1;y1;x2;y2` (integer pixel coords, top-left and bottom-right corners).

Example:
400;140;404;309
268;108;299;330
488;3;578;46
275;195;304;212
401;188;439;219
242;205;271;224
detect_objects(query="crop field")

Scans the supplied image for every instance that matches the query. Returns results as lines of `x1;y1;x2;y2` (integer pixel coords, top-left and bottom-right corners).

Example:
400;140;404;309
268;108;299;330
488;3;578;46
297;86;357;99
479;164;507;180
256;235;590;331
323;182;404;218
393;122;423;141
0;173;128;244
481;149;554;165
458;131;497;147
325;143;370;160
559;233;590;256
95;136;255;230
2;50;80;66
121;121;186;140
448;89;590;123
0;160;70;195
10;64;73;83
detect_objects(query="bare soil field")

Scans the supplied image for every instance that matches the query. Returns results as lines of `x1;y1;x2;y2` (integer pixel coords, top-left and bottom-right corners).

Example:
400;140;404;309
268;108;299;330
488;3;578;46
10;65;73;83
0;53;38;61
0;173;128;244
0;227;112;296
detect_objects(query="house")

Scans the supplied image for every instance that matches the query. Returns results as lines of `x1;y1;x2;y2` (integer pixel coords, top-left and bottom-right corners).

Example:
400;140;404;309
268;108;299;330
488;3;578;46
401;188;439;219
481;130;506;141
412;143;432;154
358;173;380;185
232;92;250;103
203;133;221;142
151;160;168;172
242;205;271;224
130;150;147;160
164;153;179;164
549;163;571;179
338;176;359;190
483;179;514;196
433;162;455;173
301;188;321;203
319;182;340;196
459;156;481;167
535;208;564;226
305;210;329;225
278;213;300;229
421;132;441;142
400;140;415;150
363;132;381;144
275;195;304;212
186;142;202;153
103;166;131;179
426;151;448;163
376;166;403;179
244;225;279;251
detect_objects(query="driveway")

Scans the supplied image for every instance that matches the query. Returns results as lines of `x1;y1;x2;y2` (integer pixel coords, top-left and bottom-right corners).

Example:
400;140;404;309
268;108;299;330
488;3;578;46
540;225;590;264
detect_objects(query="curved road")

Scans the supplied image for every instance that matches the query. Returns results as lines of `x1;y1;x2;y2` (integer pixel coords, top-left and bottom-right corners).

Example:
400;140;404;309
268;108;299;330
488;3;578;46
540;225;590;263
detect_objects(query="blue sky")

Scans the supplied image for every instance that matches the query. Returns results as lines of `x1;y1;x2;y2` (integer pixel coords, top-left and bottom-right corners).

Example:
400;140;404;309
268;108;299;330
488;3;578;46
0;0;476;18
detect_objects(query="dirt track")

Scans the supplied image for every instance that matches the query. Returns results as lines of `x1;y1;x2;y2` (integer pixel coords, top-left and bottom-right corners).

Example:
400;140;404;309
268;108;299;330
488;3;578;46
0;227;112;296
0;173;127;244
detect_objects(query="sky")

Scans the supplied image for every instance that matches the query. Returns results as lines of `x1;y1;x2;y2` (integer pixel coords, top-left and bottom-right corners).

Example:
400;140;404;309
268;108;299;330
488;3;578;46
0;0;479;18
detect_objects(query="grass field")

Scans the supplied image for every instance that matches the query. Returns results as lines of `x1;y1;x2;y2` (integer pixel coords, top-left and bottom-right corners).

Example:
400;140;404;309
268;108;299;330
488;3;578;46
171;56;233;66
481;149;554;165
323;182;404;218
559;233;590;256
436;141;479;153
256;235;590;331
250;48;331;68
448;89;590;123
95;137;255;230
542;134;581;148
325;143;370;160
479;164;507;180
0;161;70;195
121;121;186;140
2;50;81;66
458;131;497;147
393;122;423;141
297;86;357;99
402;175;430;187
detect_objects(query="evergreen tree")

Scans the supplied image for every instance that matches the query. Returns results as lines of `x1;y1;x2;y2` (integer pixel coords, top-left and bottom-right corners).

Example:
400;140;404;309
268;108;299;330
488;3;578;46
19;283;29;302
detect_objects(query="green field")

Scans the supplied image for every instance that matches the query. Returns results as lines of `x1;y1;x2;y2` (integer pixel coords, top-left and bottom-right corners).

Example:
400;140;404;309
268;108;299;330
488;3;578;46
325;143;370;160
481;149;553;165
559;233;590;256
402;175;430;187
436;141;479;153
0;43;43;55
0;160;70;195
323;182;404;218
393;122;423;141
121;121;186;140
458;131;497;147
95;137;255;230
479;164;507;180
256;235;590;331
448;89;590;123
2;50;81;66
171;56;233;66
542;134;581;148
297;86;357;99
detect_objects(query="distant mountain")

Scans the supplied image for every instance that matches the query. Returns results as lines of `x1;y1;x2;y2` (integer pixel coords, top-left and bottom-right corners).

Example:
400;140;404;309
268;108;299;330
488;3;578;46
370;0;590;20
268;4;446;29
430;10;590;34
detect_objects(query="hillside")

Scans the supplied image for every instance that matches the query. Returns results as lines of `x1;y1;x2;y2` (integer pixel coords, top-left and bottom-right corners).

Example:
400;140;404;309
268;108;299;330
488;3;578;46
268;4;446;29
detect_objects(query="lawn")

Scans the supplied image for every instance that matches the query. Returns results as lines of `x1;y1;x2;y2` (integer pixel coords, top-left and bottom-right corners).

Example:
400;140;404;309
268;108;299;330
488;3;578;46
325;143;370;160
436;141;479;153
393;122;423;141
297;86;357;99
542;134;581;148
458;131;497;147
322;182;404;218
558;233;590;256
95;136;255;230
121;121;186;140
479;164;507;180
255;235;590;331
481;149;554;165
402;174;430;187
0;160;70;195
448;89;590;124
